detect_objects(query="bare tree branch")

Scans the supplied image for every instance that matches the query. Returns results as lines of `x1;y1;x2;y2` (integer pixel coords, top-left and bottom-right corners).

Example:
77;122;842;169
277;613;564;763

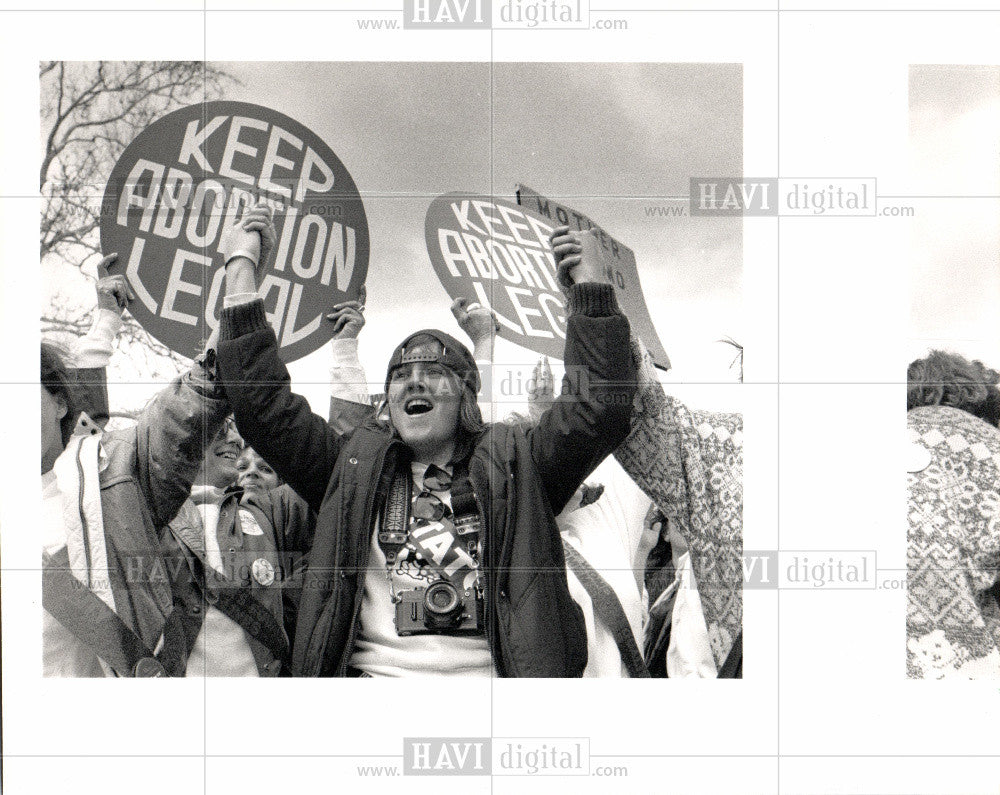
40;61;236;385
717;336;744;383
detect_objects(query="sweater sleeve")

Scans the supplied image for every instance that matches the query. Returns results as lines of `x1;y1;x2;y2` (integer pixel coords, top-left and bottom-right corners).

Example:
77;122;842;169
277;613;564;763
216;299;344;514
328;338;372;405
614;336;743;672
71;308;122;369
527;282;637;515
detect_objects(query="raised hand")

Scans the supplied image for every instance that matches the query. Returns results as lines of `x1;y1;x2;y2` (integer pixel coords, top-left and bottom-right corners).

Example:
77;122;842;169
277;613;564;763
450;297;500;348
326;285;367;339
528;355;555;422
94;253;135;316
219;211;262;270
241;202;276;271
549;225;609;289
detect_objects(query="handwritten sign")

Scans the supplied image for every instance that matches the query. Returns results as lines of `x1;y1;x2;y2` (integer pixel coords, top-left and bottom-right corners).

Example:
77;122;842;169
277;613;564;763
516;184;670;370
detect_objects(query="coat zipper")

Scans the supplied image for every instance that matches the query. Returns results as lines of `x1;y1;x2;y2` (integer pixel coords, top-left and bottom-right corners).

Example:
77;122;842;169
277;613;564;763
486;461;515;678
74;442;93;588
336;442;394;675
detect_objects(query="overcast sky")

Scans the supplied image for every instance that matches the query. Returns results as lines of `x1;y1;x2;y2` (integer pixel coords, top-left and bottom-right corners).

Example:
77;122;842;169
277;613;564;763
45;61;743;414
909;65;1000;366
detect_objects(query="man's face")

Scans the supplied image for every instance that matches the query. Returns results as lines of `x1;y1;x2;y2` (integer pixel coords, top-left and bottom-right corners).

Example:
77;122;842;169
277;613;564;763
199;419;243;489
41;386;67;474
387;352;462;464
236;447;279;496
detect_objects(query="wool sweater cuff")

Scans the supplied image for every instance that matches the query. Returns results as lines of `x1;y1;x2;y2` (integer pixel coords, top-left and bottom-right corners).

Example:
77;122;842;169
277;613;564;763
220;298;269;340
567;282;619;317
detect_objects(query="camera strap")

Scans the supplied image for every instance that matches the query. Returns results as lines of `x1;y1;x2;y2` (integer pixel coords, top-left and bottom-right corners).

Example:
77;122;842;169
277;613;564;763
378;460;483;588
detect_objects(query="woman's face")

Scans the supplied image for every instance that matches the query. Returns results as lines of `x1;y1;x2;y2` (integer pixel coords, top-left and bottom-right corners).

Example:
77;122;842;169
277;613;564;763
387;356;461;465
236;447;280;495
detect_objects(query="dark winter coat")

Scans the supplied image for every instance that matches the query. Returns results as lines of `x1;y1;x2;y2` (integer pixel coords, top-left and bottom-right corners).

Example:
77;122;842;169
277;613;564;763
217;283;636;676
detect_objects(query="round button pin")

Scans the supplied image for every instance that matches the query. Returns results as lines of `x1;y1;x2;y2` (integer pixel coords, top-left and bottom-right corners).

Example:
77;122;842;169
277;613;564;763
133;657;166;677
906;441;932;474
252;558;276;587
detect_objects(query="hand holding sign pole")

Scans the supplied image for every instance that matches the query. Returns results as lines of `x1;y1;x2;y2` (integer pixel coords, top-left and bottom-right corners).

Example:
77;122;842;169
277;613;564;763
326;285;367;339
450;297;500;351
551;225;613;289
94;253;136;316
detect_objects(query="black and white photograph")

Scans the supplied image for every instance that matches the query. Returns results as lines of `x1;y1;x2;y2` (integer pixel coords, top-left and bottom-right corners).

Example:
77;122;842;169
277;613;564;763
36;59;743;682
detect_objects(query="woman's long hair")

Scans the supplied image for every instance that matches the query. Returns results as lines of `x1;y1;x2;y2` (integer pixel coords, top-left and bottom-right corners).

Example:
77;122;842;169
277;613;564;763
907;350;1000;426
40;341;80;448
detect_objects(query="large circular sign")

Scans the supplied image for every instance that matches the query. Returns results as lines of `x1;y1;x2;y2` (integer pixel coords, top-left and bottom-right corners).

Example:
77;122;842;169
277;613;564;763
100;101;369;362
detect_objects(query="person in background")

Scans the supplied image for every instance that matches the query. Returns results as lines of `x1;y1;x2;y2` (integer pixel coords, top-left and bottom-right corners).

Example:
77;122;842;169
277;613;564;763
511;296;742;677
518;322;742;677
167;285;370;675
41;254;229;677
906;350;1000;678
236;448;281;497
613;336;743;677
159;414;293;678
159;217;320;677
907;350;1000;424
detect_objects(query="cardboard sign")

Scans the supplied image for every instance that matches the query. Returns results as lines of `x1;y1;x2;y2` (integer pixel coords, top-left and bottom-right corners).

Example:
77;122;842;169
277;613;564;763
100;101;369;362
516;184;670;370
425;193;571;361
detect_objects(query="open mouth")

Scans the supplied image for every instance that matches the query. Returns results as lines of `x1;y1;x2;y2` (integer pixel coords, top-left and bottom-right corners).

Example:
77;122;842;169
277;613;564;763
216;446;241;462
404;397;434;416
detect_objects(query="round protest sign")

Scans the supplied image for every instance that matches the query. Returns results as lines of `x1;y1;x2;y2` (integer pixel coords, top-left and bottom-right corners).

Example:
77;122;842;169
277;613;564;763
425;193;568;361
100;101;369;362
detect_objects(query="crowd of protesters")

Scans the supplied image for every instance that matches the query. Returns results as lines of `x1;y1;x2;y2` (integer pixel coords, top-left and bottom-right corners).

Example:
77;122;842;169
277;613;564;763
40;205;743;678
906;350;1000;678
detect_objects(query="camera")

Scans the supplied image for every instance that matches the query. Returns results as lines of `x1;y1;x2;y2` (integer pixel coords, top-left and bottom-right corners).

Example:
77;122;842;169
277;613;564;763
395;580;483;636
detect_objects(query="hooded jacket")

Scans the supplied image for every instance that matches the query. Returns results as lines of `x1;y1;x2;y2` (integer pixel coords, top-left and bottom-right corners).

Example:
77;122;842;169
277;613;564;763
44;362;230;675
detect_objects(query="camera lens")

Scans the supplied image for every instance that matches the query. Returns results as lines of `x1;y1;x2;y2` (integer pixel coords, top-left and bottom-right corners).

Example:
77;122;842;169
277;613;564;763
424;580;461;617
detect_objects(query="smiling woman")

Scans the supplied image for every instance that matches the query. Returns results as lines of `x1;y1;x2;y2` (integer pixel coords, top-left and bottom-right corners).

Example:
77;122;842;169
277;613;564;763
236;447;282;495
196;417;245;490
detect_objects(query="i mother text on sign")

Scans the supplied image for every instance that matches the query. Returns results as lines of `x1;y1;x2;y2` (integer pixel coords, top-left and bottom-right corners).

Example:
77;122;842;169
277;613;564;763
426;191;668;368
100;101;369;362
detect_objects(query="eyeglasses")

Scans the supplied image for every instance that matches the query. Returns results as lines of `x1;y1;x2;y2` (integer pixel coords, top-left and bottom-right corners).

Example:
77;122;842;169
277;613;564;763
212;418;244;447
